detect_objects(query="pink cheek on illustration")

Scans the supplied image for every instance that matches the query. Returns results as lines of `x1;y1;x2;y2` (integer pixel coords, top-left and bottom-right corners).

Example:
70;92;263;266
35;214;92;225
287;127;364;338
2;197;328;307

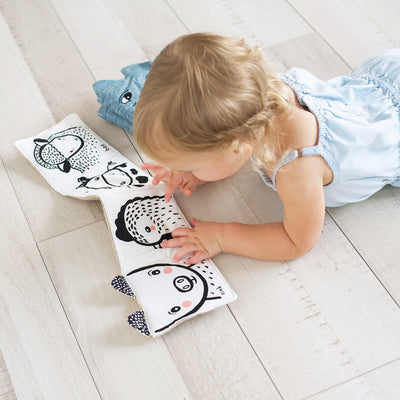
163;267;173;274
151;225;156;231
182;301;192;308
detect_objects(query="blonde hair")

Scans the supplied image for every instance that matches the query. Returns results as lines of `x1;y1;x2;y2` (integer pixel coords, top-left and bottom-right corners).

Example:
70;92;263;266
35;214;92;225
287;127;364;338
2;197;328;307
134;33;292;167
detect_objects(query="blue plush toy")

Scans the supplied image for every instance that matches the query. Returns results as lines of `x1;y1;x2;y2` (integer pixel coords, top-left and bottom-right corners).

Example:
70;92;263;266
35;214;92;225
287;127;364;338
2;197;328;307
93;61;152;133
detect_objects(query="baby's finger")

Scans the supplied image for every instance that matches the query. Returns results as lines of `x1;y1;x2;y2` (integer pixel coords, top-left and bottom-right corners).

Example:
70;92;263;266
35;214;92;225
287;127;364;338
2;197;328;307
182;186;194;197
164;185;176;202
171;227;193;237
190;217;202;226
181;180;195;197
161;237;187;249
141;162;162;170
173;243;202;262
186;251;208;265
152;173;165;186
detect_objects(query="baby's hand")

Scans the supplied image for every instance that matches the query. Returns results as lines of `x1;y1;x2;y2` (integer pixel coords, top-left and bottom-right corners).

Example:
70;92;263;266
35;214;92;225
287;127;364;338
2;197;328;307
161;218;224;264
141;162;204;202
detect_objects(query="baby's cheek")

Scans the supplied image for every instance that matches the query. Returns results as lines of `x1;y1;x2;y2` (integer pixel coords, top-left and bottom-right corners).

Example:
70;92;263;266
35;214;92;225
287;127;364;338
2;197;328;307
182;300;191;308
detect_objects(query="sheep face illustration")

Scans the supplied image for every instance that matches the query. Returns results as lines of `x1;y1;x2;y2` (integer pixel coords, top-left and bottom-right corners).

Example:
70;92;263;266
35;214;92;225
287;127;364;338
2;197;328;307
126;264;209;333
115;195;186;247
77;162;149;190
33;126;101;173
34;134;83;172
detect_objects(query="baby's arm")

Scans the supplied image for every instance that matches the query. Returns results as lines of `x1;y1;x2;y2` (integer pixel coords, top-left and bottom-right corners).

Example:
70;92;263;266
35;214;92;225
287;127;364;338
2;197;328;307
163;156;326;262
218;156;326;260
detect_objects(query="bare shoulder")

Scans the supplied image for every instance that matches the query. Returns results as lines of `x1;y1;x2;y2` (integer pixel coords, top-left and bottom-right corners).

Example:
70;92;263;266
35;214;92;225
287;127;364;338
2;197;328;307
276;88;333;186
279;88;319;149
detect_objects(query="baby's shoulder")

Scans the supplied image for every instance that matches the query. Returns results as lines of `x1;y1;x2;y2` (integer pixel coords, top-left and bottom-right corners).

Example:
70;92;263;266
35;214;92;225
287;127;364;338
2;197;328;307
279;100;319;150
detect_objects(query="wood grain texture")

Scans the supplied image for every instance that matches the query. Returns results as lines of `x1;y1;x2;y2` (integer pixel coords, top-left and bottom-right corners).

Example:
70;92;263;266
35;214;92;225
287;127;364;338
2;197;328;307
0;349;16;400
175;167;400;400
0;157;101;400
308;359;400;400
1;0;400;399
0;4;104;243
38;220;192;400
286;0;400;67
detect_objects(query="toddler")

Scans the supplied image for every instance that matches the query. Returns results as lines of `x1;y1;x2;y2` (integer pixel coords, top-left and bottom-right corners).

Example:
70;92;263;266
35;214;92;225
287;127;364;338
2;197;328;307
133;33;400;263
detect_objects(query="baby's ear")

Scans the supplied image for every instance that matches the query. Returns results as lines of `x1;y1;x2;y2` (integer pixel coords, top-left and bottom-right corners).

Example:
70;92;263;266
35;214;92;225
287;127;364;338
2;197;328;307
121;61;152;79
237;141;253;157
111;275;136;298
34;138;48;145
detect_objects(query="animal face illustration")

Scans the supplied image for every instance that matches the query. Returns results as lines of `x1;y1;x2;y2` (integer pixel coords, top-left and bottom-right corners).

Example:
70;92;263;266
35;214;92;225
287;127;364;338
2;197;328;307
115;195;186;247
33;126;101;173
34;134;83;172
126;264;209;333
77;162;149;190
92;61;152;133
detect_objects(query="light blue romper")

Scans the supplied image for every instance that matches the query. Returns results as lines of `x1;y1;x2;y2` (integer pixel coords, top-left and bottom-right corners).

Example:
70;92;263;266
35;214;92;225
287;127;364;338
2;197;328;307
260;47;400;207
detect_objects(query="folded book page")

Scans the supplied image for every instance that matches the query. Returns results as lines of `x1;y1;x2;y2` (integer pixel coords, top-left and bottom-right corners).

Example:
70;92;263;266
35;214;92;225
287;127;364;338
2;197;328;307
15;113;237;337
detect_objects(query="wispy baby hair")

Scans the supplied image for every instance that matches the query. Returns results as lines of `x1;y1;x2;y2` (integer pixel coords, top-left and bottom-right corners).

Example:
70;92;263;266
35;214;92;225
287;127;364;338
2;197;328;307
134;33;291;166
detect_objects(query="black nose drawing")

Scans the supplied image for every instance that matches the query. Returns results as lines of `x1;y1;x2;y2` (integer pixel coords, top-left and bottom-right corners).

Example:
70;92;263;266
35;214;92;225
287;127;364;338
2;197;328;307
173;275;197;292
161;232;173;241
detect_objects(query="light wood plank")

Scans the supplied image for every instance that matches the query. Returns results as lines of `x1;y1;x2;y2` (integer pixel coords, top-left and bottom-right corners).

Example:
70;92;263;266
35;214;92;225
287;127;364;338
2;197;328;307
108;0;188;60
226;0;312;46
114;2;400;398
176;166;400;399
163;304;282;400
39;220;280;400
38;220;192;400
286;0;400;67
2;1;400;399
265;33;351;79
0;0;143;160
328;187;400;305
0;349;16;400
0;5;104;242
166;0;311;48
46;3;283;398
0;157;101;400
308;359;400;400
50;0;148;79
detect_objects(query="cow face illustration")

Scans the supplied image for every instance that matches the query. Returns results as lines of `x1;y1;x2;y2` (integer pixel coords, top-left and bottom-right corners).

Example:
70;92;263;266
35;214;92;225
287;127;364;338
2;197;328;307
77;162;149;190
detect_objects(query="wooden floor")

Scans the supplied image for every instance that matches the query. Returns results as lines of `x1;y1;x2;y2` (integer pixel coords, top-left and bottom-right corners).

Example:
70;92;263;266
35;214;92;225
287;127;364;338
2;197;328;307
1;1;400;399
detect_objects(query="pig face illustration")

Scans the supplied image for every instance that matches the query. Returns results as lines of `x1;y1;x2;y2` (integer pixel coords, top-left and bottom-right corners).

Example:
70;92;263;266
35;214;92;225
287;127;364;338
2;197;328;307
34;134;84;173
125;264;209;333
115;195;186;247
